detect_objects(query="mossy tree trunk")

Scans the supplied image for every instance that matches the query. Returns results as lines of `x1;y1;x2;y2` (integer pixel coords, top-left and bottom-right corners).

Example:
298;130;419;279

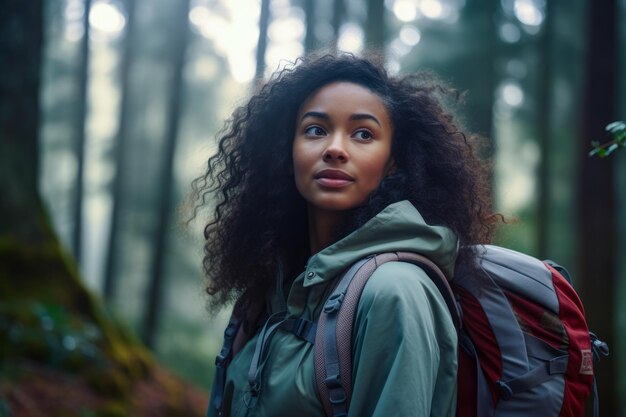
0;3;206;415
0;0;150;378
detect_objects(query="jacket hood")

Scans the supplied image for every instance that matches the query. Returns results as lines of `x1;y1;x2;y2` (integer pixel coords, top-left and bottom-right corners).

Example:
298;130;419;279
302;200;459;287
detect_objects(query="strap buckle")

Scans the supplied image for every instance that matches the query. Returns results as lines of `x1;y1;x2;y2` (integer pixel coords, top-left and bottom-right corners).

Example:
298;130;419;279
294;317;308;338
224;321;239;338
323;293;345;314
496;380;513;401
590;332;609;360
215;353;227;366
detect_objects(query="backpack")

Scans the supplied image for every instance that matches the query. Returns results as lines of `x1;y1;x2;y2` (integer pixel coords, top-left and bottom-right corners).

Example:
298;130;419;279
211;245;609;417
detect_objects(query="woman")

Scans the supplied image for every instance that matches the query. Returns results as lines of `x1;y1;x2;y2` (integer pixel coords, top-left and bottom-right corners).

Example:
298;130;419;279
195;53;497;417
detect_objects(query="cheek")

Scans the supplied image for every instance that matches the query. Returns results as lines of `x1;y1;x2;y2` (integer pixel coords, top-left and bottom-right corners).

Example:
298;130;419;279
292;142;310;190
365;153;394;187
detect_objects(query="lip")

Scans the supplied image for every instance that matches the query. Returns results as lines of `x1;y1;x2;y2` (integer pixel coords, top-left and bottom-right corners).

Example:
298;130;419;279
314;169;354;188
314;169;354;180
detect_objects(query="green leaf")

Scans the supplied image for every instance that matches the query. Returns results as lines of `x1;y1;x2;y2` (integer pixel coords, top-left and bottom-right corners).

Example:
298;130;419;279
606;121;625;132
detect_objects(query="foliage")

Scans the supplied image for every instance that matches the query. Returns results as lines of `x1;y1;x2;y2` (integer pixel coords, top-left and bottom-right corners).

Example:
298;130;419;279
589;121;626;158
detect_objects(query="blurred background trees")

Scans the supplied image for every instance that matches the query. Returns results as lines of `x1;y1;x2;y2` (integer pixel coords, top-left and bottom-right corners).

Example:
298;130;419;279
1;0;624;415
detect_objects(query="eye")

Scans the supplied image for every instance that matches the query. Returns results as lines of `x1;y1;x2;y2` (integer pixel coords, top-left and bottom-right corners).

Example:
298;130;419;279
304;125;326;137
353;130;373;141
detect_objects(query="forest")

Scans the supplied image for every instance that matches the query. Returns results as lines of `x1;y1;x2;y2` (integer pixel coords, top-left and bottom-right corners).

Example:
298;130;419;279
1;0;624;416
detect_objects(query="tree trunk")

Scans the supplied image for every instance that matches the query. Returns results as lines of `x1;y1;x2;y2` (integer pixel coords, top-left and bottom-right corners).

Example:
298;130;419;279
365;0;384;50
536;0;553;259
255;0;271;86
0;0;151;393
0;0;44;242
331;0;344;51
71;0;92;265
304;0;317;53
142;0;191;348
577;1;617;415
103;0;137;300
0;5;207;415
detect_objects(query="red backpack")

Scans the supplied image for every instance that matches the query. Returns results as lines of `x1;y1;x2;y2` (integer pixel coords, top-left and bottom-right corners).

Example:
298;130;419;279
313;245;609;417
211;245;609;417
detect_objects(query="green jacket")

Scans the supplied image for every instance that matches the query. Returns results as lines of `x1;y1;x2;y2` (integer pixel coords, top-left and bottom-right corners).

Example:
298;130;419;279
210;201;459;417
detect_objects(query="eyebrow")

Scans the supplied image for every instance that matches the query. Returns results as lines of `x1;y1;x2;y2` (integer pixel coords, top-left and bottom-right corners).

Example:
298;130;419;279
300;111;382;127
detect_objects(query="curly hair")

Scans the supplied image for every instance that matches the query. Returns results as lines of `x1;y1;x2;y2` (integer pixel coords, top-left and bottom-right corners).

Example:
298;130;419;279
192;52;498;312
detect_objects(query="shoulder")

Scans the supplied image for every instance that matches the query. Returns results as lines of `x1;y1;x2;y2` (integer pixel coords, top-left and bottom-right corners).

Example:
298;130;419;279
356;261;456;341
359;262;446;312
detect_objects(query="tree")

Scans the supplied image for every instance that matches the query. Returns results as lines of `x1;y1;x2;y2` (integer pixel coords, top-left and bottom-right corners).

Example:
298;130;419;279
304;0;318;53
536;0;553;259
0;3;206;415
576;1;618;415
365;0;384;49
0;1;44;239
402;0;497;140
143;0;191;348
331;0;344;51
71;0;92;266
103;0;138;301
255;0;271;84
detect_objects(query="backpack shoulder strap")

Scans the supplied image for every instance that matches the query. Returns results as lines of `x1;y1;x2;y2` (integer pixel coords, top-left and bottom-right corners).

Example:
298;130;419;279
209;297;265;415
314;252;459;417
395;251;461;329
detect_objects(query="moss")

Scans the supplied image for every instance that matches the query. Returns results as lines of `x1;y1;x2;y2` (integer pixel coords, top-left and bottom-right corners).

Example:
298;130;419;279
0;238;153;382
96;401;128;417
0;221;207;416
85;368;131;399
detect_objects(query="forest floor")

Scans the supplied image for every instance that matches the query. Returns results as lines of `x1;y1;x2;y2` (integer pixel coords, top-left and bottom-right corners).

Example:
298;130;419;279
1;360;208;417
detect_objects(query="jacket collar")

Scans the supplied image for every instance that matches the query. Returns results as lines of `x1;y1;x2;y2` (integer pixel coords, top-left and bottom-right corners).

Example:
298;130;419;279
302;200;458;288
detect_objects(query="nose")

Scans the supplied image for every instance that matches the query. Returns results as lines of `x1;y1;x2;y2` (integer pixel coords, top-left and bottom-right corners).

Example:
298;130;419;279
322;134;348;163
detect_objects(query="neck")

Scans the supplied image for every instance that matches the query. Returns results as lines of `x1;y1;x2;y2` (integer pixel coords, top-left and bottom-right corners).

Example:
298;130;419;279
307;206;348;254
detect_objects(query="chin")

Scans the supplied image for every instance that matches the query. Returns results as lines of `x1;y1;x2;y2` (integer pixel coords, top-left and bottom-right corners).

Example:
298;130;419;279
309;198;366;213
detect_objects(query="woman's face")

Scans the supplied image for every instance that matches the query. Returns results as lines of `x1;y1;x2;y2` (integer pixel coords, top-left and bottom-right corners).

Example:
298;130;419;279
292;81;394;213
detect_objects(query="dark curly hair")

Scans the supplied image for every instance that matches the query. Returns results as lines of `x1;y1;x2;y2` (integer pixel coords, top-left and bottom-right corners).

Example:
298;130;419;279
192;52;498;312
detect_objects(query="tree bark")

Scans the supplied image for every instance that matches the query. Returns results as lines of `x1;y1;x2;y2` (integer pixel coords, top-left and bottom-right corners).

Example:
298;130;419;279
577;1;617;415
